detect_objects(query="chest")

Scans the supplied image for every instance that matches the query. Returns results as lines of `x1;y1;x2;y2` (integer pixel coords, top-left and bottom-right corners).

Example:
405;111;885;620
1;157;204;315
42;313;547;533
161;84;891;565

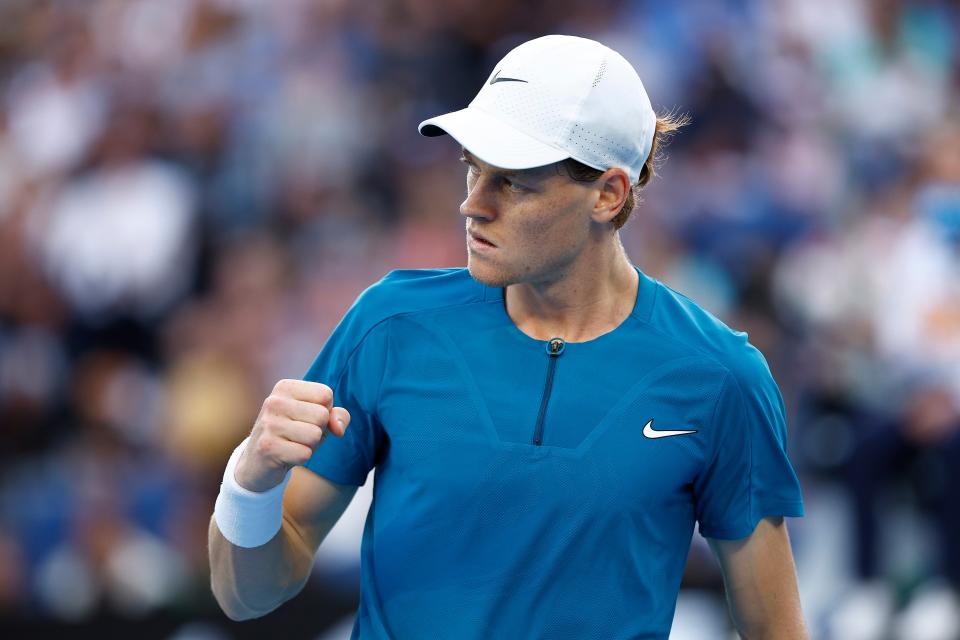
376;326;725;513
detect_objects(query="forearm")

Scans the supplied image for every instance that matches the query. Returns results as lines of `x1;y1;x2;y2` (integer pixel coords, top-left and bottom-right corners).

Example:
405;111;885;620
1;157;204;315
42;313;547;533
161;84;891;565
208;513;315;620
710;518;808;639
723;573;808;639
208;380;357;620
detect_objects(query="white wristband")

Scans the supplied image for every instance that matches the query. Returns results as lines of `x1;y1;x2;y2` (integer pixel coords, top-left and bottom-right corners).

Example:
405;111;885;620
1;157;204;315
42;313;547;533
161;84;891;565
214;437;293;548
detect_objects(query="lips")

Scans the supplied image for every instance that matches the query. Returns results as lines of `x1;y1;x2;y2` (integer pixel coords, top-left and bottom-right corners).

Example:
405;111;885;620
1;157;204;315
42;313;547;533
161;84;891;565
468;230;496;247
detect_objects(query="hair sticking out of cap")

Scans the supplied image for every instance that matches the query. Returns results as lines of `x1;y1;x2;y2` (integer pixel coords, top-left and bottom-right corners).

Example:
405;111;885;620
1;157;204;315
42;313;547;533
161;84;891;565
562;109;690;230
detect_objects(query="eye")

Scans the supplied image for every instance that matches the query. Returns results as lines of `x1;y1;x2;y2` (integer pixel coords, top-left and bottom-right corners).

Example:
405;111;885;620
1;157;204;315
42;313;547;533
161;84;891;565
501;177;527;193
461;161;479;179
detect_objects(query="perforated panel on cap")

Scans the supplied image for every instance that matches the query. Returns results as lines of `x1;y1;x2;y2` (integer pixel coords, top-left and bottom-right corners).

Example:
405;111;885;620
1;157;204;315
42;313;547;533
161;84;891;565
473;83;567;148
561;46;654;180
591;59;608;88
468;35;605;153
565;122;636;171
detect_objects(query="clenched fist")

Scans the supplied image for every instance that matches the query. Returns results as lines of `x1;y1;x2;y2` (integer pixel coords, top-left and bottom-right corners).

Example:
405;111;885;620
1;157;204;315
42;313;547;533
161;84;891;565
234;379;351;492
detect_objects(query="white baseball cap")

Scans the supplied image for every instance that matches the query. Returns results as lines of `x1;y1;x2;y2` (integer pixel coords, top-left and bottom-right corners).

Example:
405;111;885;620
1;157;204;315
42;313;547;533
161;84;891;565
418;35;656;184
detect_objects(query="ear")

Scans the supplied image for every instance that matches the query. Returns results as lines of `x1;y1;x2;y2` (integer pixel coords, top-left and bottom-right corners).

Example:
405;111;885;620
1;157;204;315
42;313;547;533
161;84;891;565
590;168;631;224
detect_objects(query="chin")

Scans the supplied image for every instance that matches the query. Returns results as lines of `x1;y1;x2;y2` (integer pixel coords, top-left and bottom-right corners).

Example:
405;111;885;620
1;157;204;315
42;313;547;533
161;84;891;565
466;259;516;288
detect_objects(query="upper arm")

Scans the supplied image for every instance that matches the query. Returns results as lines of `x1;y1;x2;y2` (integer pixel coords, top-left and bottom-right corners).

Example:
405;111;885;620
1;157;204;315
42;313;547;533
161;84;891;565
707;517;808;639
694;368;804;540
281;466;358;557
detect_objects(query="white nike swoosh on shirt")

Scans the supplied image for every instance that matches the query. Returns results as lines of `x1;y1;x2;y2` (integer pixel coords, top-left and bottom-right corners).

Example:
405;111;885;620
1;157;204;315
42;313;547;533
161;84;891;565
642;419;697;439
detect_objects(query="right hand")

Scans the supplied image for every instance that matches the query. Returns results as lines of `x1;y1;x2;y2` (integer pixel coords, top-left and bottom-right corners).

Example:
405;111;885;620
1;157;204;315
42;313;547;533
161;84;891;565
235;379;352;492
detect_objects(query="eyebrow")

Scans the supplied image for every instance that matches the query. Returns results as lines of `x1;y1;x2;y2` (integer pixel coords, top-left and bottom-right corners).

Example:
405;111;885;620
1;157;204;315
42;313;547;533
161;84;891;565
459;148;554;180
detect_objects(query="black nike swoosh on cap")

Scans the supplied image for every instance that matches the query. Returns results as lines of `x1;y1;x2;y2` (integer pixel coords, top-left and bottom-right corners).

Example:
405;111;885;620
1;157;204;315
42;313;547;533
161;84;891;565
489;70;528;85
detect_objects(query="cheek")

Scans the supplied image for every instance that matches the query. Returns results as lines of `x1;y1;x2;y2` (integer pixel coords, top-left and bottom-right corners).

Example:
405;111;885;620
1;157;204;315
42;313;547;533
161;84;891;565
511;200;587;254
507;210;550;249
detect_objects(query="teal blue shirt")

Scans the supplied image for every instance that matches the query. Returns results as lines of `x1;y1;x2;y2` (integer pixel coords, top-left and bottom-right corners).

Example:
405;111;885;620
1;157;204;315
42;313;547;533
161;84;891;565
304;266;804;640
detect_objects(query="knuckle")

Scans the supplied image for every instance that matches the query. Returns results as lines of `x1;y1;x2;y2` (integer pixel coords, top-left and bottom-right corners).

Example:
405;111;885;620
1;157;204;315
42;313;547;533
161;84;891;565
263;394;282;413
254;436;274;457
260;416;281;434
293;446;313;466
317;383;333;402
316;405;330;425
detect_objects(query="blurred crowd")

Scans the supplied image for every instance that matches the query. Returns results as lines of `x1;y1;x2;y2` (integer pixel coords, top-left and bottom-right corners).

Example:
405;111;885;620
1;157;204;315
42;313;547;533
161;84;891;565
0;0;957;638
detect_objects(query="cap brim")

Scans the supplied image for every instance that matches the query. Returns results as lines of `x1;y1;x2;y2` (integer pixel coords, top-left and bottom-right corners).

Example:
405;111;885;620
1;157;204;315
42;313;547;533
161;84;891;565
418;107;569;171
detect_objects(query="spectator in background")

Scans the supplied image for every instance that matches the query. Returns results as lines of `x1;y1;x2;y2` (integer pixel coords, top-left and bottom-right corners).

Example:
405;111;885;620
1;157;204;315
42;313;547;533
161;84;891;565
28;102;199;321
776;123;960;640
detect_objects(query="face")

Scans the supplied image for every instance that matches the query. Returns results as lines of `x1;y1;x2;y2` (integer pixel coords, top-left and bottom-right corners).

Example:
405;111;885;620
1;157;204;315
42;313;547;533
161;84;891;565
459;149;600;288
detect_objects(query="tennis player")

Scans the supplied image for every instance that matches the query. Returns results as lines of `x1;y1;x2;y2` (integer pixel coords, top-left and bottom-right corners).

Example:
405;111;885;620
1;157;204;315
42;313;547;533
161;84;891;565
210;35;807;639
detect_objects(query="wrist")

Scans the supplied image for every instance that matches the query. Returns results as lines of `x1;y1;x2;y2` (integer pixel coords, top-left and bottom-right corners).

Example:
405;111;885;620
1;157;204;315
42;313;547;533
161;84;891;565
234;448;290;493
214;437;293;548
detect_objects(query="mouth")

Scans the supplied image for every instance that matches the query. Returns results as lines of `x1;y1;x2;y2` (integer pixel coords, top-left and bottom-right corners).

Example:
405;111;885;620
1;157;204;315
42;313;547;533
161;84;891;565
468;231;497;249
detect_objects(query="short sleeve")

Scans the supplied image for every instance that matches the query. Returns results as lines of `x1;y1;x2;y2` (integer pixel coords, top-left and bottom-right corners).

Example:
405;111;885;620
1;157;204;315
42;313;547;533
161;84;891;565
301;298;390;487
693;362;804;540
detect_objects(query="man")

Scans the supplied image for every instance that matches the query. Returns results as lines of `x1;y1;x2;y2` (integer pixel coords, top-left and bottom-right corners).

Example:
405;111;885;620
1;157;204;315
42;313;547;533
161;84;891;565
209;35;807;639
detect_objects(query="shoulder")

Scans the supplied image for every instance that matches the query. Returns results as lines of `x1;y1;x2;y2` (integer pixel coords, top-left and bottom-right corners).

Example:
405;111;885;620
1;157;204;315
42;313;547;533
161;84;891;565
306;268;483;380
644;277;775;389
334;267;484;342
353;267;484;321
644;277;788;442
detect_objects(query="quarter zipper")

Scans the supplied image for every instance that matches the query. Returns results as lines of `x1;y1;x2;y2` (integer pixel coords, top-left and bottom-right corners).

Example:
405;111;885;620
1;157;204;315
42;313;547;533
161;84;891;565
531;337;565;446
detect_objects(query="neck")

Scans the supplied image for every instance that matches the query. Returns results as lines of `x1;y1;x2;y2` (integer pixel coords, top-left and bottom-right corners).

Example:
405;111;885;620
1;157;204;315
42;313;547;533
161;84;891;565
504;236;639;343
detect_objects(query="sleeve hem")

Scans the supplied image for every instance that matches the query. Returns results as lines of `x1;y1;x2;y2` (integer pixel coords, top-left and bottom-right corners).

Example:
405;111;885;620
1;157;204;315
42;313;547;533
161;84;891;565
698;501;805;540
303;463;368;487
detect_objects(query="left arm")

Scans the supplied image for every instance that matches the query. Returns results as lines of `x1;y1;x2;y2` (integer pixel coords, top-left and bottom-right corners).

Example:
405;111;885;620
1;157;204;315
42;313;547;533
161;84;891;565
707;516;808;639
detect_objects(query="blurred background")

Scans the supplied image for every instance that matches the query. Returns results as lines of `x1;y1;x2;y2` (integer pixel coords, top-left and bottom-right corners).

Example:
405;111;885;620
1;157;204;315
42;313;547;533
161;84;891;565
0;0;957;638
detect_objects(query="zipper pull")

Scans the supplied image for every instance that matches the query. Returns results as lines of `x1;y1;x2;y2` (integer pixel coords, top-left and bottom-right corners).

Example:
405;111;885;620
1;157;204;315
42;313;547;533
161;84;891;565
546;337;565;356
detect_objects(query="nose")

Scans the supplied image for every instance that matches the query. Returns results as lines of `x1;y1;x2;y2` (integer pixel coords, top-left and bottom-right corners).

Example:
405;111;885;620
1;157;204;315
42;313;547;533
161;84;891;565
459;176;497;222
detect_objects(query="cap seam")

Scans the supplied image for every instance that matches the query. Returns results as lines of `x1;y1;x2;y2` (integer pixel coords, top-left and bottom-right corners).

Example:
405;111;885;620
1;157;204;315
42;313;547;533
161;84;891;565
559;51;606;155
